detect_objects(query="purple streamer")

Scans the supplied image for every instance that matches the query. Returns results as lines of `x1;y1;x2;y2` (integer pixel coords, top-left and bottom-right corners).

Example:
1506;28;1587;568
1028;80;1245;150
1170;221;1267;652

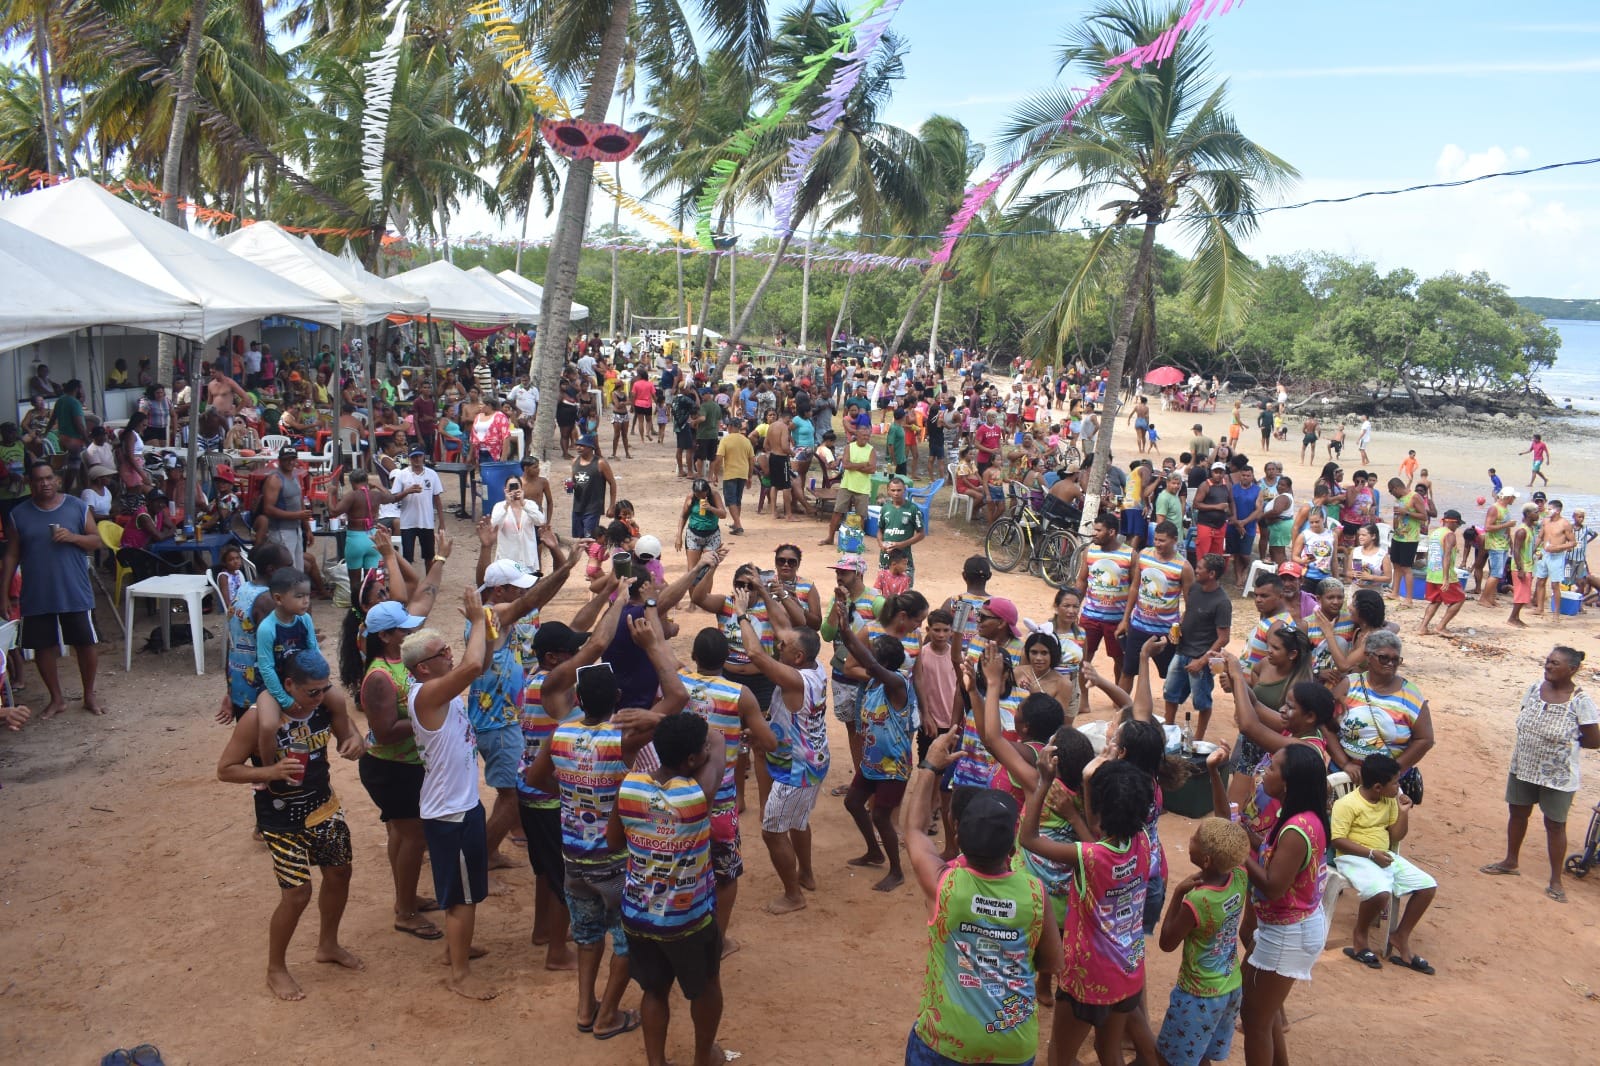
773;0;906;238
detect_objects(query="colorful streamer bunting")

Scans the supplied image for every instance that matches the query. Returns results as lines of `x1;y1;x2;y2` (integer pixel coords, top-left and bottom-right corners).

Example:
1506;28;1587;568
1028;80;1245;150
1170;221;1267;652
694;0;889;249
469;0;696;245
930;0;1241;263
772;0;904;240
361;0;410;203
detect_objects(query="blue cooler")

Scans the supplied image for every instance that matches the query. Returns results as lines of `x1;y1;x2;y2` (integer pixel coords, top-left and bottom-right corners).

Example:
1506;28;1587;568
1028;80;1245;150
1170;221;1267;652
479;460;523;513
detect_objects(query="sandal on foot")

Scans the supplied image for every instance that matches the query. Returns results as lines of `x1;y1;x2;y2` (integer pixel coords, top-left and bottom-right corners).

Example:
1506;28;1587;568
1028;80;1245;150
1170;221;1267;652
394;918;444;940
130;1047;166;1066
1342;947;1382;969
594;1009;642;1040
577;1011;597;1034
1387;953;1436;975
1546;885;1568;903
1478;863;1519;876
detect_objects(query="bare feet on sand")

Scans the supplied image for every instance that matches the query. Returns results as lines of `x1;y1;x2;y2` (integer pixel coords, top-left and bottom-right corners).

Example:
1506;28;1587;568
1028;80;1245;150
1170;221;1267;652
799;871;817;891
40;700;67;720
82;693;107;715
846;851;886;868
720;936;741;959
765;894;807;915
446;973;498;1000
439;944;490;964
315;945;365;971
266;968;304;1001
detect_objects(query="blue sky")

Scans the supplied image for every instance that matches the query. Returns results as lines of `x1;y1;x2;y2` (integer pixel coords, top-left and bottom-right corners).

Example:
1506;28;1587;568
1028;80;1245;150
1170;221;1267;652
464;1;1600;296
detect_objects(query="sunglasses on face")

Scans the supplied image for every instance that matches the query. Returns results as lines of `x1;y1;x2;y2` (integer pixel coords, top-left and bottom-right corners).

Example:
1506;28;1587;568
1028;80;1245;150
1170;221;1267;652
418;646;451;667
301;683;333;699
1369;653;1401;666
776;557;800;566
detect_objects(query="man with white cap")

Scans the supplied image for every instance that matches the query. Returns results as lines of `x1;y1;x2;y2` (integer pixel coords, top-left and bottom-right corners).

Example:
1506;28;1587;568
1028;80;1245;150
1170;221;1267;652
817;552;879;785
1479;486;1518;608
470;543;584;869
391;447;444;567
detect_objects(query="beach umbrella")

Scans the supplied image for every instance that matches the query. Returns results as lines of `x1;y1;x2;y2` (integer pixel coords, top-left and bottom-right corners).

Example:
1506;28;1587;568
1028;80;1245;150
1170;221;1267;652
1144;366;1185;387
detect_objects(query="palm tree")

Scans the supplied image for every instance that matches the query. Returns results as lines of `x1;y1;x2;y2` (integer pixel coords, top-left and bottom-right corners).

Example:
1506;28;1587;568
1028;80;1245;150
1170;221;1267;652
524;0;771;463
712;1;929;379
882;113;983;359
998;0;1295;514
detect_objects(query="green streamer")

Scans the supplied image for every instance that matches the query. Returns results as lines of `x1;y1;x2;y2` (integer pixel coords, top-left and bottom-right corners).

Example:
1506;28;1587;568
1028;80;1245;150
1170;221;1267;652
693;0;888;248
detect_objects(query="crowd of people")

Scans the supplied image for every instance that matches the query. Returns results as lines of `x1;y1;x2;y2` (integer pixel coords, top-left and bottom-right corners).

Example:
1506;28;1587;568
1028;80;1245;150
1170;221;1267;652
6;334;1599;1066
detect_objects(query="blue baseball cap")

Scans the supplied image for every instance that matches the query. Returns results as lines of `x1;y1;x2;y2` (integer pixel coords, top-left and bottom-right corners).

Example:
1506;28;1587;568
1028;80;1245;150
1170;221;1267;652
365;600;426;634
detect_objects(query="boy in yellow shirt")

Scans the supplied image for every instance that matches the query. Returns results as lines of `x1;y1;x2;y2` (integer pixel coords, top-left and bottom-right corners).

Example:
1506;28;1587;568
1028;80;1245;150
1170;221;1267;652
1330;753;1438;973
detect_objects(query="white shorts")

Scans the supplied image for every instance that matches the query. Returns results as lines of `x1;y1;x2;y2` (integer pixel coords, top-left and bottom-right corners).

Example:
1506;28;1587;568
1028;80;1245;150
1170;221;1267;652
1333;853;1437;899
1247;911;1328;981
762;781;822;834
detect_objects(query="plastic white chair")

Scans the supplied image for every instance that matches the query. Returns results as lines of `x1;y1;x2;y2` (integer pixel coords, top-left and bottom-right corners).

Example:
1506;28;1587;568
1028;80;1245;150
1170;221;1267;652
261;434;291;455
0;619;17;705
1375;522;1394;554
300;440;335;475
504;427;525;462
123;574;214;675
1242;559;1277;595
1320;771;1406;956
945;464;972;520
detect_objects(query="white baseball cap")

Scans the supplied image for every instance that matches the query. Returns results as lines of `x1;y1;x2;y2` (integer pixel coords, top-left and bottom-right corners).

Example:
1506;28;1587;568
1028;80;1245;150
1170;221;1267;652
634;534;663;560
478;559;536;592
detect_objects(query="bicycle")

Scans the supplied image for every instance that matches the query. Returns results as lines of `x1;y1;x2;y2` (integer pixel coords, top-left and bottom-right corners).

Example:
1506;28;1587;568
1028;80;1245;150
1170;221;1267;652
984;481;1084;589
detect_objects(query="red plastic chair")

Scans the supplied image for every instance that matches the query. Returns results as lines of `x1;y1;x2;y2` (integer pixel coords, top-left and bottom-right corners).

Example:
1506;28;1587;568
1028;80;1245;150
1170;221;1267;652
307;465;344;508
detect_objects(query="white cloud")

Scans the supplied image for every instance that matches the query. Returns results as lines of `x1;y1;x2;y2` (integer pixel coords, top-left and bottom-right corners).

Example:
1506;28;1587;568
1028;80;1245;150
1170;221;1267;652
1236;146;1600;296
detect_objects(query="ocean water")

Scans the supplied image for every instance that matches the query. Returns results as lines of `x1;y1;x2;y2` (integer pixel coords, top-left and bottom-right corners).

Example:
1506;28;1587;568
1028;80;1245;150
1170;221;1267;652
1537;319;1600;413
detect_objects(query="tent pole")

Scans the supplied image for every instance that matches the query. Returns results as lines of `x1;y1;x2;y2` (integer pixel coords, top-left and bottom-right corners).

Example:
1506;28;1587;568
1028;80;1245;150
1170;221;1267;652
184;339;203;523
368;335;378;469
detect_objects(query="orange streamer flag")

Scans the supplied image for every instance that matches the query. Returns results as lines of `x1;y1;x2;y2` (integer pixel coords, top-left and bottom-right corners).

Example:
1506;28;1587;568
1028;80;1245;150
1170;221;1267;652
468;0;695;246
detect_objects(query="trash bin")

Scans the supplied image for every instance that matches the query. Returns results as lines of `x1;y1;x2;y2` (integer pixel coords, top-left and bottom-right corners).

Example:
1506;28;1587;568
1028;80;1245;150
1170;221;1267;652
479;461;522;513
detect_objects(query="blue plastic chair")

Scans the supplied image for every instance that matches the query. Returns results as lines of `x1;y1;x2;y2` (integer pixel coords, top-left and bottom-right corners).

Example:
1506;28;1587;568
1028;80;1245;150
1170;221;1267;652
906;477;943;532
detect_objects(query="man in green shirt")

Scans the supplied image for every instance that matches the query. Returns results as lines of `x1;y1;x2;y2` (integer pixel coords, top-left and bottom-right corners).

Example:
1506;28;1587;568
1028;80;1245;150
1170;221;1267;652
875;476;926;581
1387;476;1427;599
1478;485;1518;608
692;388;723;478
0;422;28;522
1154;474;1186;544
886;406;909;478
48;380;89;490
822;422;877;548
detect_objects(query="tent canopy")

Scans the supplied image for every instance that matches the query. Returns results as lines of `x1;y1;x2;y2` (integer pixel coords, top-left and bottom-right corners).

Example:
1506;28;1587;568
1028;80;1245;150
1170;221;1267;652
0;219;205;351
670;325;722;339
215;221;426;327
493;269;590;321
0;179;341;339
388;259;539;324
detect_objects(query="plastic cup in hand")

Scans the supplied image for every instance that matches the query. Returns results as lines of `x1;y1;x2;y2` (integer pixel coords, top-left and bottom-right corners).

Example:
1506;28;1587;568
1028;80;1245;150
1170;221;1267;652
1209;655;1227;676
283;741;310;784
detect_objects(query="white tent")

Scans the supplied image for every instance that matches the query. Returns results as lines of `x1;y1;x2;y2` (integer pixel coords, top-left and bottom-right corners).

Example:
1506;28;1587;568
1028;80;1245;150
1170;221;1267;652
0;178;341;337
670;325;722;339
494;268;591;320
0;219;204;350
215;221;427;326
388;259;539;324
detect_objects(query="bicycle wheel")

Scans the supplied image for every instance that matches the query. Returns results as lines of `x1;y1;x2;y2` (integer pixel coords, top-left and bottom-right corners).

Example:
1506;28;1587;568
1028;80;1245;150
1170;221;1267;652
985;518;1027;573
1039;529;1079;589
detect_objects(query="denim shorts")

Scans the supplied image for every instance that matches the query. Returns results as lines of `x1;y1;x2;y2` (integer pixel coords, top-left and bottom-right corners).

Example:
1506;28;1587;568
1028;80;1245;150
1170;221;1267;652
906;1026;1033;1066
476;723;521;789
1157;986;1242;1066
564;857;629;954
1142;871;1167;936
1487;549;1508;579
1162;654;1216;711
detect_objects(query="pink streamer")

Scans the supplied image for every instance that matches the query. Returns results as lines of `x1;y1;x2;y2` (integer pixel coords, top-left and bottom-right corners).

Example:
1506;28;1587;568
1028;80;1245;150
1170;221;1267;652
930;0;1241;264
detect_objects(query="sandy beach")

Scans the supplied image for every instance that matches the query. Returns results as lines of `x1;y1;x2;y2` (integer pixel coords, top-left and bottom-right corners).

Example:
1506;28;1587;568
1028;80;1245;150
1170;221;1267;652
2;409;1598;1066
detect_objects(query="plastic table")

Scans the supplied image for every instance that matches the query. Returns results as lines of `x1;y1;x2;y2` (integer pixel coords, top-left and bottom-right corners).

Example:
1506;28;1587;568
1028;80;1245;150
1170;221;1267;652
123;574;214;675
147;531;241;571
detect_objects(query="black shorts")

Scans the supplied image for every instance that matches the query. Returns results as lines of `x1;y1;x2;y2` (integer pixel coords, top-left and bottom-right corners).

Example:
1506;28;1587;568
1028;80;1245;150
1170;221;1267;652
848;770;908;808
231;702;252;722
556;406;578;428
1055;988;1139;1026
518;803;566;901
675;426;694;450
633;405;653;417
916;728;935;764
695;438;719;462
358;753;425;822
627;919;722;999
422;802;489;908
770;455;792;490
20;610;97;651
1120;628;1175;678
1390;539;1419;568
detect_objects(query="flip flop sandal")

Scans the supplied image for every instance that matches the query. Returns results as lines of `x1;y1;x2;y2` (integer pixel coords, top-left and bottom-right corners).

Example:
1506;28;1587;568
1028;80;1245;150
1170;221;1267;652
577;1011;597;1034
1478;863;1520;876
130;1046;166;1066
1342;947;1383;969
394;920;444;941
594;1009;642;1040
1546;885;1568;903
1387;953;1436;975
100;1052;132;1066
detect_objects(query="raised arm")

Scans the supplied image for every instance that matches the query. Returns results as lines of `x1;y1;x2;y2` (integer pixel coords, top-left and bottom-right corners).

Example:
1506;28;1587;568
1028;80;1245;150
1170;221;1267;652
1018;749;1082;865
906;730;959;906
402;533;451;617
663;546;727;614
732;588;803;706
972;648;1038;793
1131;635;1164;722
832;600;907;703
688;546;731;614
413;587;488;726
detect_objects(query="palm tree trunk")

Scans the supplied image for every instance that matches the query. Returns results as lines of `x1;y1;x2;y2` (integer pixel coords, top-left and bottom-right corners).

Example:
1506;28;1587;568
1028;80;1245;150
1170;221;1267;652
928;279;944;360
799;225;814;350
693;253;718;359
715;229;795;380
529;0;632;463
727;243;736;333
831;270;854;345
156;0;207;387
887;267;940;360
1081;219;1160;534
34;8;58;177
608;161;620;339
675;205;688;327
514;187;532;273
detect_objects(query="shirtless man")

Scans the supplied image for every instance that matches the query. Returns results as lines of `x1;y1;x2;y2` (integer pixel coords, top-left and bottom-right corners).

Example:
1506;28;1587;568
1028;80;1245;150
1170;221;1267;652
1300;415;1319;465
1536;500;1577;621
207;365;250;421
520;456;556;566
765;411;804;521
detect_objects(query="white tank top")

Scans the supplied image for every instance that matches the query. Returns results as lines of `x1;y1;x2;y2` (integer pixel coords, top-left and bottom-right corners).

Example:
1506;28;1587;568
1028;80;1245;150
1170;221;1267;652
408;683;480;820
